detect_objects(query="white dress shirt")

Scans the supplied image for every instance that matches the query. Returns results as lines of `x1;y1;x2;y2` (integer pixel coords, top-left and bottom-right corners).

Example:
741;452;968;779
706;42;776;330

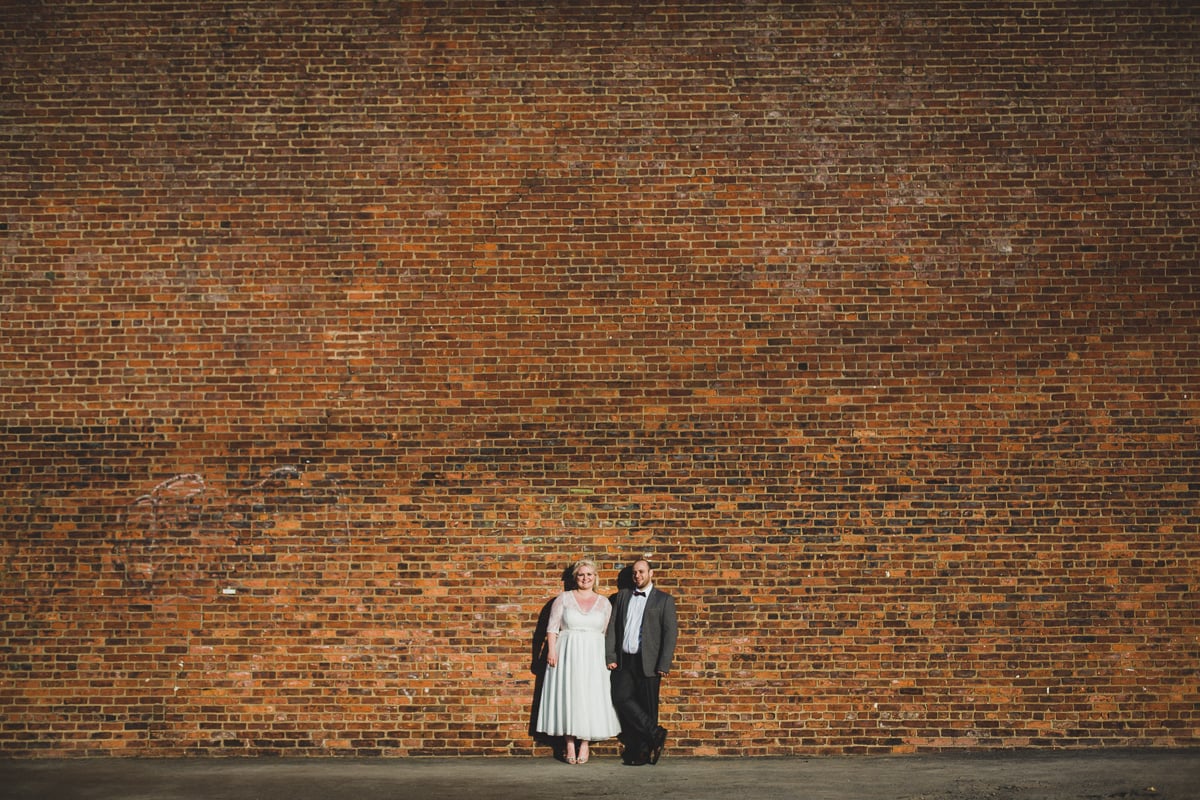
622;583;652;654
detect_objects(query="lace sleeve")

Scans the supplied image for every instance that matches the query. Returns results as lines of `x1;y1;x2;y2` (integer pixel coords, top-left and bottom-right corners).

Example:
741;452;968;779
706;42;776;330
599;594;613;630
547;592;566;634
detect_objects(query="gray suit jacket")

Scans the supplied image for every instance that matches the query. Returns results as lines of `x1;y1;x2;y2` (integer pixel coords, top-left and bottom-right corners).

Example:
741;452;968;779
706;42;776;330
605;586;678;677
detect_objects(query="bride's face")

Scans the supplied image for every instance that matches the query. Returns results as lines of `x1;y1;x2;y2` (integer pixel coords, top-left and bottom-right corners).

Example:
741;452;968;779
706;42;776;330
574;568;596;590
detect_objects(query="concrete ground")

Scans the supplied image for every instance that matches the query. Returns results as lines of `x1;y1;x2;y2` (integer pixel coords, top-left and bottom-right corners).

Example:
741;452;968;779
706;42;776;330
1;750;1197;800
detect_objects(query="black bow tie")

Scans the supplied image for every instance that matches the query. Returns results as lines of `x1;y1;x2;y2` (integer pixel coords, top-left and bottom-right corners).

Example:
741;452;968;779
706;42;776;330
633;591;646;596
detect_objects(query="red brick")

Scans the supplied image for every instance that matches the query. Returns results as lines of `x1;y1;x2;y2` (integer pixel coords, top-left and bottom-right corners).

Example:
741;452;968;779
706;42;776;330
1;0;1198;758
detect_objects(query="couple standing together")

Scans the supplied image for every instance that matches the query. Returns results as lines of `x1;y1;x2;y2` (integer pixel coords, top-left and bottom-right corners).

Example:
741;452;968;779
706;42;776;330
536;558;678;766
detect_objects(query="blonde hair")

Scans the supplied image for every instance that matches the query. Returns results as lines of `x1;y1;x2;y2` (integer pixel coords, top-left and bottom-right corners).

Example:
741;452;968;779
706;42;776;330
572;558;598;577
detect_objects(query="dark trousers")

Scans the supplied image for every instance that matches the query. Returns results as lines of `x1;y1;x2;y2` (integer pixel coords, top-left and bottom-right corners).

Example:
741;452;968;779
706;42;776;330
611;651;660;751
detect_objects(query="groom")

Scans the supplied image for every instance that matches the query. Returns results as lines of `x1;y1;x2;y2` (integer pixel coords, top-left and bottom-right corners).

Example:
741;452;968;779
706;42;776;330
606;559;678;765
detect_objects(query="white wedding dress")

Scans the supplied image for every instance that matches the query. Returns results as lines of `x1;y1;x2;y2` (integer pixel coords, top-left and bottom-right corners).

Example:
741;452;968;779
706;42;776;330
535;591;622;740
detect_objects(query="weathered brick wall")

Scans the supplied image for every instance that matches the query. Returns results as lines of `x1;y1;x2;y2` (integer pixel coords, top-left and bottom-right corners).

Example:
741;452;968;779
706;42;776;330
2;1;1197;757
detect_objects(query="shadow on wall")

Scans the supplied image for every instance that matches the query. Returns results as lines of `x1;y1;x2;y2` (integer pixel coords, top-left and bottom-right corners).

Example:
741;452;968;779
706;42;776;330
614;564;635;592
527;564;577;756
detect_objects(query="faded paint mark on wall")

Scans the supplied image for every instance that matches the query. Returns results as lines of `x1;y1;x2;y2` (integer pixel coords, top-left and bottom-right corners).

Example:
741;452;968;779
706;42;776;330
113;467;301;595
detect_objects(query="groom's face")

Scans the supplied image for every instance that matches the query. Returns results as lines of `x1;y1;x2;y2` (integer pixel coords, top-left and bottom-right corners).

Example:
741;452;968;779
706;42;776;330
632;562;652;589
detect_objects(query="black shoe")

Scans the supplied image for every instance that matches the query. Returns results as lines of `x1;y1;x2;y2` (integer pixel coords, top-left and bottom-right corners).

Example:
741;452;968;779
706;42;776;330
647;726;668;765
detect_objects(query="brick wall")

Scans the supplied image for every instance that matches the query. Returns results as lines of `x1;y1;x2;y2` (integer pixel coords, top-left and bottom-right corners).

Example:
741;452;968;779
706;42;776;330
1;1;1197;757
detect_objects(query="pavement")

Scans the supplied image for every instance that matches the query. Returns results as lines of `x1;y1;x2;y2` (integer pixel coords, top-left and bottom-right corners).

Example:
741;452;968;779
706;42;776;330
1;750;1198;800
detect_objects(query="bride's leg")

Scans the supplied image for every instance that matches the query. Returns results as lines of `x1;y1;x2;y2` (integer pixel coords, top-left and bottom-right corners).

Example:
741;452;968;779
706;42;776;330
578;740;590;764
564;736;577;764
